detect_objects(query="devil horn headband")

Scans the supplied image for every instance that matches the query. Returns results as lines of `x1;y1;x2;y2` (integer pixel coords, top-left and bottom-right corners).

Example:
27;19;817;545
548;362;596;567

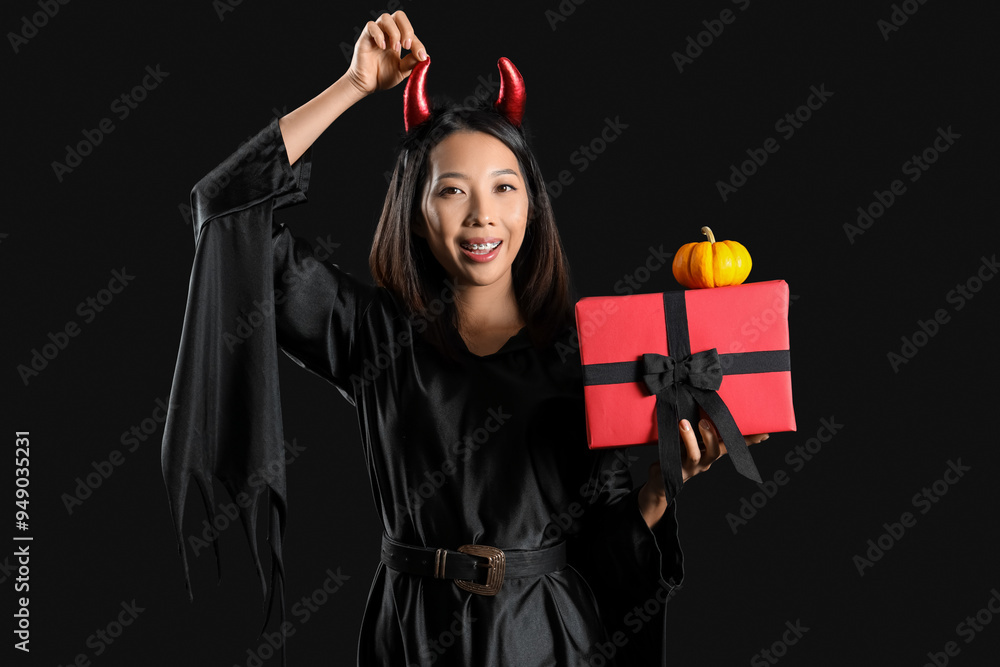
403;56;526;133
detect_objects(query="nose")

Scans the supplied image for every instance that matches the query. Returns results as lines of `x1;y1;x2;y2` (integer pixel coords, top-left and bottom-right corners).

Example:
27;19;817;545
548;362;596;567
466;188;495;226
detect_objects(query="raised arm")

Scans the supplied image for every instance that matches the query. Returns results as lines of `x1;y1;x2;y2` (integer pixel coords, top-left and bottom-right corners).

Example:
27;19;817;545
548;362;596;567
163;13;430;656
278;10;429;166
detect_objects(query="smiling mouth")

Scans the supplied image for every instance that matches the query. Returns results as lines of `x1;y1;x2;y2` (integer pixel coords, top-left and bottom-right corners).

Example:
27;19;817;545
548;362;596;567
459;241;502;254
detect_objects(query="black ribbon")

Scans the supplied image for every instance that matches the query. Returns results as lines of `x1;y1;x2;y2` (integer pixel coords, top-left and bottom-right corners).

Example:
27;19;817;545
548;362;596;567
641;348;761;502
583;291;785;503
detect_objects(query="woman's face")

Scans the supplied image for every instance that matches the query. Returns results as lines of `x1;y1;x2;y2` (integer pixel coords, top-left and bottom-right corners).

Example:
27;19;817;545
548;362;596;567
415;130;529;290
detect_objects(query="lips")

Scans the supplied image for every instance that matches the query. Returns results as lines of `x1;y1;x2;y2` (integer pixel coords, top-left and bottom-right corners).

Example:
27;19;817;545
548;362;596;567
459;238;503;262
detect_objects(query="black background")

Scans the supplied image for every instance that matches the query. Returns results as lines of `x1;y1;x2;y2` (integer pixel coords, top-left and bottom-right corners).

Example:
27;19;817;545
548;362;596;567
4;1;999;665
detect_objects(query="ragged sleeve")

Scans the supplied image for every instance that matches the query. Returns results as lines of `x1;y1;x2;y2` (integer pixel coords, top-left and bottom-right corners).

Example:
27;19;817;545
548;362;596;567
567;447;686;667
160;114;378;659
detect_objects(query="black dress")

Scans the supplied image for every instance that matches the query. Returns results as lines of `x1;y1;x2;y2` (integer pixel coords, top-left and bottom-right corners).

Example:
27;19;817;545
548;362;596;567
161;116;685;666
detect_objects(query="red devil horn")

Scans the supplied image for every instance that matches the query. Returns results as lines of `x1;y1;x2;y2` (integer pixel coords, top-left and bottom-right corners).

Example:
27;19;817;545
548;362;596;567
403;56;432;133
494;57;526;127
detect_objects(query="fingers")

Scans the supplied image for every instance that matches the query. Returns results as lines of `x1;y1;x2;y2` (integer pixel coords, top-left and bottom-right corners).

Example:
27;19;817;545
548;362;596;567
678;419;702;469
698;419;723;465
676;418;771;487
372;11;427;59
365;14;403;53
694;409;770;448
405;37;429;63
391;10;428;60
365;11;427;79
365;21;386;50
375;13;402;53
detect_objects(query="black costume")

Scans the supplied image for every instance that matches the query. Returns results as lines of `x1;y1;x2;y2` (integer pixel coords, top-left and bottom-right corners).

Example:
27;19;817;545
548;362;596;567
161;115;685;666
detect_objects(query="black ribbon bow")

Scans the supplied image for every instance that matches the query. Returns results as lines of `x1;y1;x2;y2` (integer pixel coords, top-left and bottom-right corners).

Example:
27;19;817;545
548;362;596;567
642;348;762;503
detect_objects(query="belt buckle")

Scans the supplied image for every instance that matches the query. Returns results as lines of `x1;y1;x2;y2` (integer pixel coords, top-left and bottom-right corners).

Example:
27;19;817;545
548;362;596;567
454;544;505;596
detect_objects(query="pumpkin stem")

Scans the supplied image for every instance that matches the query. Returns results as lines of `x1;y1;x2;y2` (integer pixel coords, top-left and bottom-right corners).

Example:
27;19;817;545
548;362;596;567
701;226;716;244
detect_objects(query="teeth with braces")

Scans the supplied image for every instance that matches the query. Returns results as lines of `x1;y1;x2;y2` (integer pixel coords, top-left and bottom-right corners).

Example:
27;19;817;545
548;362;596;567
461;241;501;250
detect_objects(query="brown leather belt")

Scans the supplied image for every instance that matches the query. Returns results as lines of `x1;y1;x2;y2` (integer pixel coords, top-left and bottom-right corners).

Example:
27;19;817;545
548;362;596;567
380;532;567;596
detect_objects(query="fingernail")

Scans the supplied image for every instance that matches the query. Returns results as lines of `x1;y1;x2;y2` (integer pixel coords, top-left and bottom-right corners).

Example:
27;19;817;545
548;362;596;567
419;49;427;60
699;419;711;431
679;420;691;432
380;39;386;49
761;434;770;441
404;38;411;49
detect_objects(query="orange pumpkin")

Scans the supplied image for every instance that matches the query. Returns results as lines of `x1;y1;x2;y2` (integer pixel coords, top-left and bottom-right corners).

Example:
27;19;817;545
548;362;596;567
672;226;752;289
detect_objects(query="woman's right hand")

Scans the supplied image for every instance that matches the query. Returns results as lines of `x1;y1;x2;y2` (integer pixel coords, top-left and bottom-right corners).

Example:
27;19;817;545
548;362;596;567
347;10;428;97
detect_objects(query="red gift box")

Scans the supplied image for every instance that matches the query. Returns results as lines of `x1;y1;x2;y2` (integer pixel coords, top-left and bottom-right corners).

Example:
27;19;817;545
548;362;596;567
575;280;796;496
